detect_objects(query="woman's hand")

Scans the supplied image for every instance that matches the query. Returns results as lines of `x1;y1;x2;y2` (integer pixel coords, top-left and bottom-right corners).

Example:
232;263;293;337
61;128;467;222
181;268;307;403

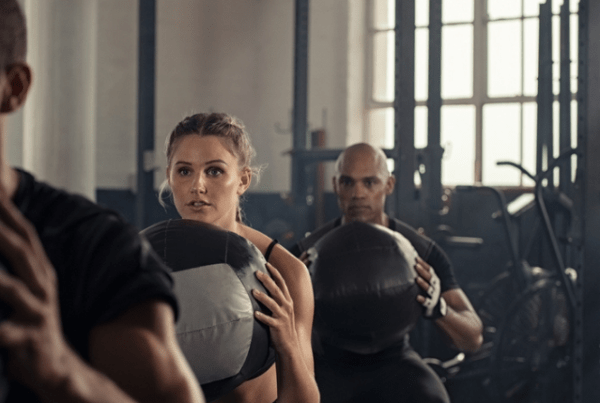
252;263;300;354
252;262;320;402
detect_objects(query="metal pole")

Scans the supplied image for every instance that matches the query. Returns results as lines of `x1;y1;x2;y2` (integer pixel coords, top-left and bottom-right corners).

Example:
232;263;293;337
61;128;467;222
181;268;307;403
291;0;309;203
559;0;572;195
536;1;553;184
394;0;417;226
426;0;443;229
578;1;596;401
136;0;157;229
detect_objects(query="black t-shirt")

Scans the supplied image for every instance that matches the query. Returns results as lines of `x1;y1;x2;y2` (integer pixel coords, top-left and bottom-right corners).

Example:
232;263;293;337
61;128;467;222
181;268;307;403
290;217;459;292
4;169;178;402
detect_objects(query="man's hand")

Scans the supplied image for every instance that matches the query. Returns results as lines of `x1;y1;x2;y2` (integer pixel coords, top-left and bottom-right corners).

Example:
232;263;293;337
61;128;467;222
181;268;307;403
415;257;447;320
0;192;74;394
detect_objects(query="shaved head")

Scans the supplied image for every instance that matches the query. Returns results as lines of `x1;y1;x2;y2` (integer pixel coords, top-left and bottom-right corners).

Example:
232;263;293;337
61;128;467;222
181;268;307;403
335;143;390;179
0;0;27;71
333;143;395;226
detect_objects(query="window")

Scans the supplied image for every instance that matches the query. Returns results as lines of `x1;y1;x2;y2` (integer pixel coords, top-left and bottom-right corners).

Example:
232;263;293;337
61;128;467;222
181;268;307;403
367;0;579;186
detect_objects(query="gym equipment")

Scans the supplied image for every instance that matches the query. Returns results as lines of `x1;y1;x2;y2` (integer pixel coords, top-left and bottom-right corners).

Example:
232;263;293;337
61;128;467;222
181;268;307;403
141;219;276;402
452;149;578;403
309;221;422;354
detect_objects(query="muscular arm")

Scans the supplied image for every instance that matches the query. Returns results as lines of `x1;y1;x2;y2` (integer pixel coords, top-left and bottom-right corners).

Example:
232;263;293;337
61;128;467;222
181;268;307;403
18;301;205;403
89;300;205;403
433;289;483;352
415;258;483;353
0;193;204;403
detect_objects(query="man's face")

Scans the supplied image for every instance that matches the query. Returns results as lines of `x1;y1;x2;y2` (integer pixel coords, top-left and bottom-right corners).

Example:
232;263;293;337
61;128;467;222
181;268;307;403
333;152;394;225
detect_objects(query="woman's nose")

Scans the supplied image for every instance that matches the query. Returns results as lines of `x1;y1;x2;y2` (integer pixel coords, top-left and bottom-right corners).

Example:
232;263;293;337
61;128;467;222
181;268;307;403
191;174;207;194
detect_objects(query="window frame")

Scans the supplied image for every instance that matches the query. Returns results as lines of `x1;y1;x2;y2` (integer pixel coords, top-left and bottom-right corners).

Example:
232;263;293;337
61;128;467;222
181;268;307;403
366;0;578;187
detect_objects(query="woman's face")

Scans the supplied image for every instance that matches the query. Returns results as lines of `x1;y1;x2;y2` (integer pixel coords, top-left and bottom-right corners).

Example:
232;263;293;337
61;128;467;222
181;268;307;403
167;135;251;229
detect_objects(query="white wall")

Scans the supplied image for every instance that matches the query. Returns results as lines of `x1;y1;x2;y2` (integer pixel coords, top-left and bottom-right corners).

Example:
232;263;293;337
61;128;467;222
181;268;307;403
155;0;296;192
95;0;139;190
8;0;367;194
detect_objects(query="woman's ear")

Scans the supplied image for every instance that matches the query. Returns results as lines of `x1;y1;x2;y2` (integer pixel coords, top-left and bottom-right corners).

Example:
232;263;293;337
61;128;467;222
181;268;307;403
237;167;252;196
0;63;32;113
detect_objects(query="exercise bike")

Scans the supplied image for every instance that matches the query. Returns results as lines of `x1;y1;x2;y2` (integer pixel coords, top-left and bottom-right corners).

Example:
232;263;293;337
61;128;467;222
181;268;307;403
432;149;578;403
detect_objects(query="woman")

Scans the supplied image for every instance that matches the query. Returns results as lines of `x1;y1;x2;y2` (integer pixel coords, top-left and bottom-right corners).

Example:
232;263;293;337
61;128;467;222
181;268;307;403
159;113;319;403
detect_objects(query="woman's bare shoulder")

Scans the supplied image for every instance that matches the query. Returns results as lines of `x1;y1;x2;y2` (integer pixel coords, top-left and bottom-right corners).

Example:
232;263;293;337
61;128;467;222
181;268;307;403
237;224;272;255
237;224;305;271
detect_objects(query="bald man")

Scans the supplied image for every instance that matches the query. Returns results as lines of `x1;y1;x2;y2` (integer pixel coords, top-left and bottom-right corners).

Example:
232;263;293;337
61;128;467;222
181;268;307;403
290;143;483;403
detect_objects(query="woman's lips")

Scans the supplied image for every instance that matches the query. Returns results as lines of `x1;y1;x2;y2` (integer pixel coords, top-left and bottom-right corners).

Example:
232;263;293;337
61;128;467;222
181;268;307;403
187;200;210;208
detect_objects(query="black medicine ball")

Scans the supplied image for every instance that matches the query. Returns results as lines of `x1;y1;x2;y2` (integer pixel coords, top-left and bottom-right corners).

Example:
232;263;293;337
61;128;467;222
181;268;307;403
309;221;422;354
141;219;275;402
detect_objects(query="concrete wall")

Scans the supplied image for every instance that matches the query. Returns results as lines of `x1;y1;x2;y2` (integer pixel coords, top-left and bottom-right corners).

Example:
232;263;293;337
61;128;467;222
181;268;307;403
154;0;296;192
7;0;364;195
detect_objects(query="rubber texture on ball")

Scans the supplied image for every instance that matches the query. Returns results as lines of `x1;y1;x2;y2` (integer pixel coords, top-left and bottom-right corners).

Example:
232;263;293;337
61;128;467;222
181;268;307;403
310;221;422;354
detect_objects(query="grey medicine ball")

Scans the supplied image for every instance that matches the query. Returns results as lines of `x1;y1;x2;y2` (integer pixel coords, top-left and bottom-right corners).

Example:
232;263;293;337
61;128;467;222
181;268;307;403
141;219;275;402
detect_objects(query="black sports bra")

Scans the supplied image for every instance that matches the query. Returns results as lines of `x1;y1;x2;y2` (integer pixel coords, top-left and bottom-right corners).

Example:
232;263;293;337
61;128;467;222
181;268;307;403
264;239;279;262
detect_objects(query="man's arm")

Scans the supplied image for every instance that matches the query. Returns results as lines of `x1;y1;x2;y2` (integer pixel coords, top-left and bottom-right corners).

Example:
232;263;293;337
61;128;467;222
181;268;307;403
89;300;204;403
415;257;483;352
0;193;204;402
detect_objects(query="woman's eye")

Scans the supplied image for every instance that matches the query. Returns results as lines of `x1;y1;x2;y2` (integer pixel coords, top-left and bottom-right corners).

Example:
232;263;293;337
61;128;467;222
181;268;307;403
178;168;190;176
207;167;223;176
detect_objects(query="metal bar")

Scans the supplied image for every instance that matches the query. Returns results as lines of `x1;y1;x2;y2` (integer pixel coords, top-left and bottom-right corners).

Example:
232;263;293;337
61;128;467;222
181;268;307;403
559;0;572;195
554;0;573;289
291;0;309;202
473;0;487;183
533;149;579;307
577;1;592;401
536;1;553;183
393;0;417;226
378;93;577;108
426;0;443;226
136;0;156;229
312;130;326;228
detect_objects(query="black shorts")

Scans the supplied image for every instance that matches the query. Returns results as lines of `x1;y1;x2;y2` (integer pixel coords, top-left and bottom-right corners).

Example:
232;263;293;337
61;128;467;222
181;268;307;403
314;342;450;403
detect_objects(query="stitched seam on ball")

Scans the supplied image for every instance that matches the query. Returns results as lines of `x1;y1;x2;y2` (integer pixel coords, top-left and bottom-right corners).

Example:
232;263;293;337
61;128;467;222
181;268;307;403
178;317;253;333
